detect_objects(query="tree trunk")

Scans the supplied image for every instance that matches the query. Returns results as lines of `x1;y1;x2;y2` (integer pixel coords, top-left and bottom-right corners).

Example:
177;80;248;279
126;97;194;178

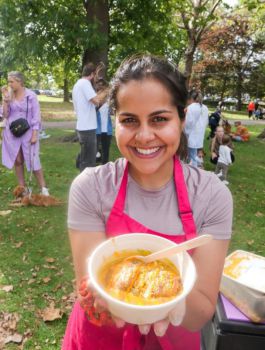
82;0;109;74
184;41;196;88
236;71;243;111
63;78;69;102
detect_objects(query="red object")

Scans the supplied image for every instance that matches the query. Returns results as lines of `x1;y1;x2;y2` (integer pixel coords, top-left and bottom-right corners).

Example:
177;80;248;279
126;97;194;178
247;101;255;111
62;157;200;350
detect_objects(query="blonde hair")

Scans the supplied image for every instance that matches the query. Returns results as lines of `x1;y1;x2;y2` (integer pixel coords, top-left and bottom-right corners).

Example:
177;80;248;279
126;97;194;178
8;71;25;85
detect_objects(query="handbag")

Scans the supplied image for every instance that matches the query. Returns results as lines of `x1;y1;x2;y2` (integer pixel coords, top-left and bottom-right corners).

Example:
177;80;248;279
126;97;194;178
10;96;30;137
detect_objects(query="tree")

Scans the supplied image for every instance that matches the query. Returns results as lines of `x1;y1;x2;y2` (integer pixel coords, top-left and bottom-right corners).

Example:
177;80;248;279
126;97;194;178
108;0;186;74
192;14;265;109
174;0;224;86
0;0;105;101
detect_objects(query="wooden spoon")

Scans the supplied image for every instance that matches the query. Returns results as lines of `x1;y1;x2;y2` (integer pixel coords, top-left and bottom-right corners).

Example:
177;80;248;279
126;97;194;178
128;234;212;264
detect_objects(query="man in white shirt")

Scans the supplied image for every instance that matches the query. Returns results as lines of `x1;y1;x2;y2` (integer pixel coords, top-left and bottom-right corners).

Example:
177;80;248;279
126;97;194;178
72;63;102;171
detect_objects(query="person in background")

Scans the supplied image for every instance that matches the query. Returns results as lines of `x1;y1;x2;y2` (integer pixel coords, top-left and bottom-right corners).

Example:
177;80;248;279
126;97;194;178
231;121;250;142
196;148;205;169
95;79;113;164
72;63;106;172
62;54;232;350
1;72;49;195
184;90;209;167
210;126;234;165
215;134;233;185
247;101;255;119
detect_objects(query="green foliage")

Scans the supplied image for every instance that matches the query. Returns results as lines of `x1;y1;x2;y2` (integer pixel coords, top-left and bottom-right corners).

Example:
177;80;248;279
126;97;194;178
108;0;186;75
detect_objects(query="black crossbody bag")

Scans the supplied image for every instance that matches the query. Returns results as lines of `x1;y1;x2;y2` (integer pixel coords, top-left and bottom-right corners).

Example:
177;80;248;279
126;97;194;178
10;96;30;137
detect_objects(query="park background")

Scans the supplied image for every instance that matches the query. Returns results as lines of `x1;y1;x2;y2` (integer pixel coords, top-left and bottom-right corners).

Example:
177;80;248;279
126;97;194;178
0;0;265;349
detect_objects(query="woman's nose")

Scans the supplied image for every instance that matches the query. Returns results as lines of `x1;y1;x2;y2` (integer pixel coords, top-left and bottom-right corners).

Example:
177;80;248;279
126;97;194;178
135;125;155;143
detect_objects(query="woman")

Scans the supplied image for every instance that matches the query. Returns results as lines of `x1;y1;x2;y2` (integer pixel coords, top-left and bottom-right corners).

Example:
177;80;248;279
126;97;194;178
1;72;49;195
210;126;234;165
63;55;232;350
184;91;209;167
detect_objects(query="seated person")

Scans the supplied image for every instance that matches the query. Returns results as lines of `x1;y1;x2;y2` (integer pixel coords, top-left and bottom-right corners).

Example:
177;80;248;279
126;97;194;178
231;121;250;142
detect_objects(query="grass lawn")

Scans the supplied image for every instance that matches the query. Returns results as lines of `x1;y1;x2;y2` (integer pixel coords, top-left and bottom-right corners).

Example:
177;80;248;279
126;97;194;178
0;125;264;349
38;96;74;122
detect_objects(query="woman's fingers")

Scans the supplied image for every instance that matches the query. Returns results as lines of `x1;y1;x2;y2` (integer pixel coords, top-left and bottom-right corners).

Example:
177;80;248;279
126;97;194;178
112;316;126;328
138;324;151;335
153;319;170;337
168;300;186;326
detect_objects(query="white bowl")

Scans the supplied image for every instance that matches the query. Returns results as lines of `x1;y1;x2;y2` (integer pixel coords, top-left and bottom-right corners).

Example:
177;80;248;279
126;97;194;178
88;233;196;325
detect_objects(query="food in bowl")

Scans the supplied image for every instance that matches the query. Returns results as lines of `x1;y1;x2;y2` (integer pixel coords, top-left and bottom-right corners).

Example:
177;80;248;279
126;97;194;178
98;249;183;305
88;234;196;325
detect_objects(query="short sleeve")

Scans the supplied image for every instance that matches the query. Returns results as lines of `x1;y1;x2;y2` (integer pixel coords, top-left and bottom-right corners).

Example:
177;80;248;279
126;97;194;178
199;176;233;239
82;80;96;102
67;169;106;232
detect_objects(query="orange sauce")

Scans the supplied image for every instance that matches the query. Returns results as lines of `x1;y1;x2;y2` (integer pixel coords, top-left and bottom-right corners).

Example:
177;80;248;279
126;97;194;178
98;249;182;305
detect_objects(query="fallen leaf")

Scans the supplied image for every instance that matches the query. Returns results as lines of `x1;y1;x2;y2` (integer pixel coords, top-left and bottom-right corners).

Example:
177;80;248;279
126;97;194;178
41;302;62;322
45;257;55;263
0;210;12;216
255;211;264;217
2;285;13;292
42;277;51;283
4;333;23;344
14;241;23;248
247;240;254;246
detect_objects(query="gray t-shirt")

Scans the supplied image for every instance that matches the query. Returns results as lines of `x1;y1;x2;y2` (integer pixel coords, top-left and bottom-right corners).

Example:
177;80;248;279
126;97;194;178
68;158;233;239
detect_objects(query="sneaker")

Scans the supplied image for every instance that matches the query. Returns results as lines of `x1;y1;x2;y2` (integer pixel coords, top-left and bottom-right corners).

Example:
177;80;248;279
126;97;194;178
41;187;50;196
222;180;229;185
96;151;101;159
39;131;51;140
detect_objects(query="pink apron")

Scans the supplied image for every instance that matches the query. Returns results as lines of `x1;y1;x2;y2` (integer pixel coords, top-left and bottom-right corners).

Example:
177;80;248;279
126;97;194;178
62;157;200;350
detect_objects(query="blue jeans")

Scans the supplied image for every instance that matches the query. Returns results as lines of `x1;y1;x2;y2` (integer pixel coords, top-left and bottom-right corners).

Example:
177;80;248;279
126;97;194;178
77;129;97;171
188;147;198;167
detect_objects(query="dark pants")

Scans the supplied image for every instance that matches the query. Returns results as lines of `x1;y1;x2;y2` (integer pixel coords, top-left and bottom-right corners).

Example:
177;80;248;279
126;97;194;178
77;129;97;171
215;162;229;180
96;133;112;164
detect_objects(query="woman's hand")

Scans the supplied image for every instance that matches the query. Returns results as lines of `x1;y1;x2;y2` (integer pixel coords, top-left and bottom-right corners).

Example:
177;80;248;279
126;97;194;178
31;130;38;144
138;299;186;337
79;276;125;328
211;152;217;159
1;86;11;103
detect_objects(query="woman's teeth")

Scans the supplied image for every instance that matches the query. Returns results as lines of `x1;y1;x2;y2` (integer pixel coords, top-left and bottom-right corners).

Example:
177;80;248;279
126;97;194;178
136;147;160;155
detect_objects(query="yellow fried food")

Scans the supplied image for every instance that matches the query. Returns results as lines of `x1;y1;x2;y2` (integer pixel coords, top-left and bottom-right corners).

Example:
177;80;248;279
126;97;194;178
98;250;182;305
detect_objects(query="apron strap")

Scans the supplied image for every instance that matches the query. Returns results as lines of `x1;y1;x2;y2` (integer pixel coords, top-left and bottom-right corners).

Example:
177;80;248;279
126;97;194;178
174;157;197;238
110;161;129;212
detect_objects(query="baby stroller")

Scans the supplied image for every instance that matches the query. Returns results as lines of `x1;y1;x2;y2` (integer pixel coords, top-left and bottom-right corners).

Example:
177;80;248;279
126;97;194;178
208;110;221;138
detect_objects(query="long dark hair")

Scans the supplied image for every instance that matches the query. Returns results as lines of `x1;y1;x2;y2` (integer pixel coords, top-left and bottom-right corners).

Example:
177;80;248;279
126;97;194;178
109;54;188;159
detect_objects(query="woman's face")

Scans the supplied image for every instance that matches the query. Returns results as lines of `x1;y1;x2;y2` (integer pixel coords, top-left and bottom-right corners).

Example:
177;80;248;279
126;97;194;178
115;78;184;182
216;127;224;139
8;77;23;92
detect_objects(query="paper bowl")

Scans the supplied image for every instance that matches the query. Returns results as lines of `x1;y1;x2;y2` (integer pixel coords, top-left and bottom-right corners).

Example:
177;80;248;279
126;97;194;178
88;233;196;325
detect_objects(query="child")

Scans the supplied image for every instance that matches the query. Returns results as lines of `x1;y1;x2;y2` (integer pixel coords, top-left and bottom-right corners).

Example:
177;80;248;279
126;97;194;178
196;148;205;169
95;79;113;164
215;134;232;185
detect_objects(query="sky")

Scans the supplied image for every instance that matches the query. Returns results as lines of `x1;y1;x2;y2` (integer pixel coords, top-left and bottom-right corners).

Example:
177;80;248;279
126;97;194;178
223;0;239;6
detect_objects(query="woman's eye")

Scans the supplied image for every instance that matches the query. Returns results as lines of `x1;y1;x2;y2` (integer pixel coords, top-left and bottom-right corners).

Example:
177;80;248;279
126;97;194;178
120;117;137;124
152;116;167;123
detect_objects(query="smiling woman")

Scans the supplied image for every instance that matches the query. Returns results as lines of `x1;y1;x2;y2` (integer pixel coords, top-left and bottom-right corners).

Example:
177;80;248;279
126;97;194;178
62;54;233;350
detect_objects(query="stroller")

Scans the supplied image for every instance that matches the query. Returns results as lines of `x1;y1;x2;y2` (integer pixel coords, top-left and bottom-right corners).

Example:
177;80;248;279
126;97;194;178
208;110;221;138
